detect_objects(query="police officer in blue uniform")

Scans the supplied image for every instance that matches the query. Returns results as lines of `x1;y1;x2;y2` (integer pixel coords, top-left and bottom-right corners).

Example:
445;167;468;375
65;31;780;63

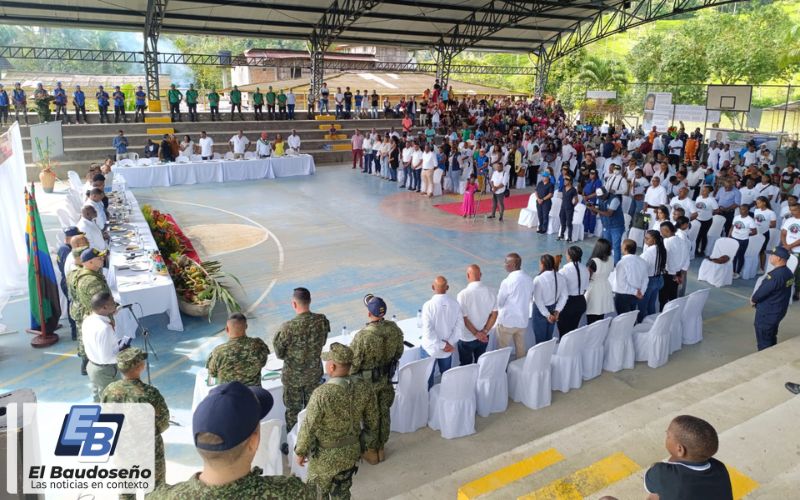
57;226;83;341
96;85;110;123
588;186;626;264
0;84;9;127
112;86;126;123
750;246;795;351
134;86;147;123
53;81;68;124
73;85;87;124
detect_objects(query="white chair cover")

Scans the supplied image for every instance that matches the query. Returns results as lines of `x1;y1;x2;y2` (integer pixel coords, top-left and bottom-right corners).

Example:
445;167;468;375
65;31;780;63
254;419;283;476
67;171;83;192
66;191;83;213
665;296;689;354
697;237;739;287
515;176;526;189
572;204;587;241
687;220;701;257
622;195;632;215
507;339;556;409
212;152;223;160
580;317;611;380
628;227;645;250
57;207;76;228
190;154;203;161
223;152;235;160
603;310;639;372
740;234;766;280
547;197;562;235
176;155;190;163
433;169;444;196
518;208;538;228
623;213;632;232
682;289;710;345
458;180;468;194
390;357;435;433
632;307;679;368
767;227;780;251
550;327;586;393
287;410;308;481
704;215;727;257
442;175;451;192
428;364;479;439
475;347;512;417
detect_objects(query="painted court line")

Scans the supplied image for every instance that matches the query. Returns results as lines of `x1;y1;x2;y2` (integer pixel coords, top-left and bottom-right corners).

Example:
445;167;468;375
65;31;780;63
518;452;640;500
457;448;565;500
728;465;759;499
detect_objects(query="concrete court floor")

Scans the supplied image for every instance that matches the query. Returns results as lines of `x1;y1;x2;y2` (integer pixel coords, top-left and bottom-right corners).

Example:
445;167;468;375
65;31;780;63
1;164;798;498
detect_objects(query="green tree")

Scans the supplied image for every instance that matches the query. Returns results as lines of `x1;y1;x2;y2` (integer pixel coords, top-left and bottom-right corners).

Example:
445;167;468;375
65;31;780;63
576;56;627;88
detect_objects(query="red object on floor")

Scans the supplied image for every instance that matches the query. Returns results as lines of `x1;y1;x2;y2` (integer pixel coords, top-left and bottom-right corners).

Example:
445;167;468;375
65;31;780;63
164;214;201;263
434;192;530;216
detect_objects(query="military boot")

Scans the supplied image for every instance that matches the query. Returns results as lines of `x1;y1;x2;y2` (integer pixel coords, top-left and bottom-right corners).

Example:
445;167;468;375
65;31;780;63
378;448;386;462
80;356;89;376
362;448;379;465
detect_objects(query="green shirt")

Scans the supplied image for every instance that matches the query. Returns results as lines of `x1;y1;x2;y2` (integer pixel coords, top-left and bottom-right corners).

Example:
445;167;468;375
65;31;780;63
230;89;241;104
252;92;263;105
185;89;198;104
167;89;182;104
207;92;219;105
277;93;287;105
265;91;276;105
149;468;315;500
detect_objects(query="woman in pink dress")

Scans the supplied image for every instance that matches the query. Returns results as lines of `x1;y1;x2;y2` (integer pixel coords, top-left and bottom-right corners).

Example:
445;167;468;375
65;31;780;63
460;174;478;217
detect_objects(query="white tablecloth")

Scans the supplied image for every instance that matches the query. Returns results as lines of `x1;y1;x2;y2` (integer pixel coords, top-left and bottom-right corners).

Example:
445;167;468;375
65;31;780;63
115;155;315;188
191;319;422;421
105;190;184;335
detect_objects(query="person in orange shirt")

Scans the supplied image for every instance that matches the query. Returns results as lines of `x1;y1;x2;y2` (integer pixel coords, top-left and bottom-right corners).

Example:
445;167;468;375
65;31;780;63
685;135;698;162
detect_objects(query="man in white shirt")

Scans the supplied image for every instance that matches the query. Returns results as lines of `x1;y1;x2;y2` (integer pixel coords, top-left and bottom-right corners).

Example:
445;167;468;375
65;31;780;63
411;142;423;192
198;130;214;160
611;239;649;314
605;163;629;196
707;142;721;170
644;176;668;219
400;140;413;186
287;129;301;152
84;188;108;229
421;143;437;197
255;132;272;158
674;216;693;297
667;137;683;167
456;265;497;365
561;140;576;165
229;130;250;159
83;291;128;401
421;276;462;389
77;205;107;252
742;144;758;167
780;204;800;300
659;221;686;308
488;162;509;221
496;253;534;359
670;187;697;220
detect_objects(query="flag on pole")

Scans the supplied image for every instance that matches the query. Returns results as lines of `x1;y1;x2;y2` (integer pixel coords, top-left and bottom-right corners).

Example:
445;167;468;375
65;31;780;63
25;184;61;335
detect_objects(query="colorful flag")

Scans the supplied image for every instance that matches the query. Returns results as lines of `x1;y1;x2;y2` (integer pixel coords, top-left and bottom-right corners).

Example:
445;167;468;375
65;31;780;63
26;184;61;334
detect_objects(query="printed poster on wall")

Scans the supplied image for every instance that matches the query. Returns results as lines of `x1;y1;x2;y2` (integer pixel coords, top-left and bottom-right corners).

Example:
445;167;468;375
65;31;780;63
642;92;672;132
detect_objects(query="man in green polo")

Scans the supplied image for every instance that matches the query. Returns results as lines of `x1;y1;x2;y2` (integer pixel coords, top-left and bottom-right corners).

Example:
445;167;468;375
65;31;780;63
230;85;243;121
277;89;287;120
252;87;264;121
167;84;182;122
186;83;198;122
266;85;276;121
207;87;220;121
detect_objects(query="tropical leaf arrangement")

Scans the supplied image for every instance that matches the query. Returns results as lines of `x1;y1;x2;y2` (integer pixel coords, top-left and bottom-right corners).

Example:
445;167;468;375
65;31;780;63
142;204;242;321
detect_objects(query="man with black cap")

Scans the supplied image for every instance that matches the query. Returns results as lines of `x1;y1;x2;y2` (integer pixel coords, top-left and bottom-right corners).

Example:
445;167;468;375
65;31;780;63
273;287;331;432
102;347;169;495
350;294;404;464
83;291;130;402
57;226;83;340
295;343;379;499
750;246;795;351
70;248;111;376
150;382;314;499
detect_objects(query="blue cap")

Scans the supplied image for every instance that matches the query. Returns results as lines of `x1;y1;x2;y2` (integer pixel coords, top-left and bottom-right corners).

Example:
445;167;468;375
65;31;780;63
193;382;273;451
80;248;107;262
63;226;83;237
767;246;790;260
363;294;387;317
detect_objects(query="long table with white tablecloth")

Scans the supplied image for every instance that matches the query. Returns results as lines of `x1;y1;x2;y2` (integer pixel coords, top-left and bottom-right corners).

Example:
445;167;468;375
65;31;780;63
105;190;184;335
114;155;316;188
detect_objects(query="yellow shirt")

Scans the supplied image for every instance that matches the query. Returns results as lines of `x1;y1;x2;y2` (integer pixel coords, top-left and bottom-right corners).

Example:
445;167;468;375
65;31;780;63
274;141;285;156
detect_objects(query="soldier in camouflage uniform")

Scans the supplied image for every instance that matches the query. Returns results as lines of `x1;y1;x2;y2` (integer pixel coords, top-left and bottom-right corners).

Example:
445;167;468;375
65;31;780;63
69;248;110;376
149;381;315;500
350;294;404;464
101;348;168;498
273;287;330;431
206;312;270;386
295;343;379;500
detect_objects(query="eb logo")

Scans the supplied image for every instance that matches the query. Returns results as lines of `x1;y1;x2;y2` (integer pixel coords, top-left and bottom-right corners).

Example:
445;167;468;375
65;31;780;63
54;405;125;462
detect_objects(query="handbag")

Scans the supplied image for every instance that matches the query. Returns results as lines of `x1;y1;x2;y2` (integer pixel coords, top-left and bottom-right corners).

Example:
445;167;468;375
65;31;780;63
632;211;648;230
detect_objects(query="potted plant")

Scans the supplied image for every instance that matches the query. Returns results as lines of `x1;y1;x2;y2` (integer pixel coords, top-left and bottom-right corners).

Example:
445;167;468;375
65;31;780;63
171;254;242;321
34;137;57;193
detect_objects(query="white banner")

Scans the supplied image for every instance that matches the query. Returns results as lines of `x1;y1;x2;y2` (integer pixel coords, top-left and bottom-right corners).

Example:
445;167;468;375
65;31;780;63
642;92;672;132
586;90;617;99
0;122;29;296
706;128;784;154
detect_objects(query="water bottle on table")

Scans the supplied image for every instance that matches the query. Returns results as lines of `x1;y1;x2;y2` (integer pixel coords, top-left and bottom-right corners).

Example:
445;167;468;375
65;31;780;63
416;309;422;328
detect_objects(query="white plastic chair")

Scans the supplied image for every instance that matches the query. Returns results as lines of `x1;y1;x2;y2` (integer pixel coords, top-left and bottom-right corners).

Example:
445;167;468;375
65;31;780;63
704;215;727;257
518;193;539;228
127;152;139;161
475;347;512;417
740;234;766;280
628;227;645;250
57;207;76;228
632;307;679;368
666;296;688;354
428;364;479;439
287;410;308;481
687;220;701;257
603;310;639;372
507;339;556;410
432;169;444;196
571;204;587;241
212;152;223;160
550;326;586;393
580;317;611;380
547;197;562;235
390;357;435;433
223;152;235;160
254;419;283;476
682;289;710;345
66;191;83;213
697;237;739;288
67;171;83;192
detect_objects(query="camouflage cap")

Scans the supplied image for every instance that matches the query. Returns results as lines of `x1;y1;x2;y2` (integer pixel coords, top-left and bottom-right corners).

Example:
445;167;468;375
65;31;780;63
117;347;147;372
321;342;353;365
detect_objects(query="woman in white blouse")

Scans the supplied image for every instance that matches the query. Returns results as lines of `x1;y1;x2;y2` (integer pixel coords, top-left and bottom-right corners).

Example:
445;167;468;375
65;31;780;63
638;230;667;322
532;254;568;344
585;238;615;324
694;185;719;256
179;135;194;156
557;246;589;336
753;196;777;273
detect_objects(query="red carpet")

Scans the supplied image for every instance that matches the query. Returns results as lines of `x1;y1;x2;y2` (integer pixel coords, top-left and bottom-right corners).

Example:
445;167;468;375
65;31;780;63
434;192;530;216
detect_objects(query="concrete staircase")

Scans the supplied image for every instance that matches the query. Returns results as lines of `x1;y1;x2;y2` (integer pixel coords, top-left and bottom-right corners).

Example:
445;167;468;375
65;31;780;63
19;112;408;181
398;336;800;500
